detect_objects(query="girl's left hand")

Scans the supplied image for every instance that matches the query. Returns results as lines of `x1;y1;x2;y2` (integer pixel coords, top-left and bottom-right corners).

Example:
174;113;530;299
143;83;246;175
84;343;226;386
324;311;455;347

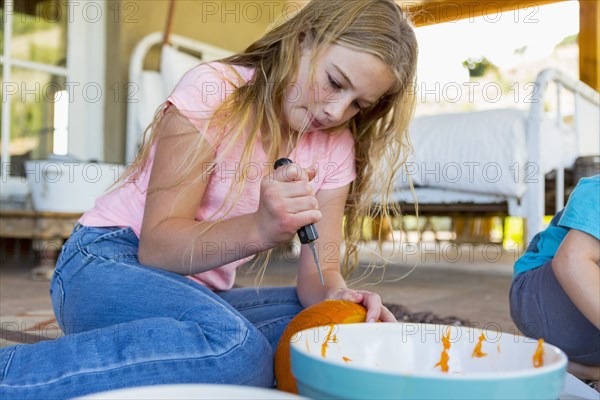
326;288;397;323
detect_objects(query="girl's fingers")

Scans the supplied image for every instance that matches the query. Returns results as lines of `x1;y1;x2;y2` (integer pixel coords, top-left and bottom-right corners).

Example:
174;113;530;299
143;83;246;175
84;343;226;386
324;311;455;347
378;306;397;322
273;163;316;183
361;293;383;322
305;166;318;181
284;196;319;213
278;181;314;198
326;288;362;302
357;291;397;323
325;289;396;322
288;209;322;227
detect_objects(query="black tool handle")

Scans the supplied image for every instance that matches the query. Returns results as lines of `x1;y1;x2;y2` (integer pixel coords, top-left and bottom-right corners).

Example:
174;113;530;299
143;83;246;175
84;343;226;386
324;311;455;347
274;158;319;244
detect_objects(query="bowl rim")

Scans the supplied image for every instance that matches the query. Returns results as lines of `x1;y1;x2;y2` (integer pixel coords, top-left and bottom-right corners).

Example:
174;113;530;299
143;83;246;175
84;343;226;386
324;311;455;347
290;322;568;380
76;384;307;399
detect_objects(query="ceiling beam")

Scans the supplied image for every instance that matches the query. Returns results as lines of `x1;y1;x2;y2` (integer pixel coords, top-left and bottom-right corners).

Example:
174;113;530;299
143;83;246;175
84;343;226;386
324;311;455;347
401;0;565;27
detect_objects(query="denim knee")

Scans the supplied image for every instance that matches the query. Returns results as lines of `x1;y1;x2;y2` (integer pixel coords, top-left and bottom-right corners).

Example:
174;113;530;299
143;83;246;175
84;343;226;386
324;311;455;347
199;319;274;386
237;324;275;387
178;307;274;387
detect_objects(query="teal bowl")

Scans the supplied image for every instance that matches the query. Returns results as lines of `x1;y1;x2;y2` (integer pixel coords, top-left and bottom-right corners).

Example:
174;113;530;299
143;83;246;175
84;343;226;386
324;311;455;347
290;323;567;399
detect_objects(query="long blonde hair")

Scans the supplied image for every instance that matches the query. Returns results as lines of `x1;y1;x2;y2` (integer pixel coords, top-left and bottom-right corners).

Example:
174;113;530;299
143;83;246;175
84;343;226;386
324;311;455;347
124;0;418;279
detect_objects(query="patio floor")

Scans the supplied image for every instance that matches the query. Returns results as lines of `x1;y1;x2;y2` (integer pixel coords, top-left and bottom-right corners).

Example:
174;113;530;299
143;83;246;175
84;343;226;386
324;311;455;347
0;240;518;348
237;240;517;331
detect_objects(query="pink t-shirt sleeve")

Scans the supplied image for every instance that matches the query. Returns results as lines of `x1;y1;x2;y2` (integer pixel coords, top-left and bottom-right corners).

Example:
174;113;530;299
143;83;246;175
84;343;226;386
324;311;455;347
319;129;357;190
166;63;245;146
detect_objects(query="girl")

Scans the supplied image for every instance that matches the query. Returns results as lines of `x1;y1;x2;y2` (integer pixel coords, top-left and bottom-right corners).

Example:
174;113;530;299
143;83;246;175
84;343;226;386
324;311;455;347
0;0;418;398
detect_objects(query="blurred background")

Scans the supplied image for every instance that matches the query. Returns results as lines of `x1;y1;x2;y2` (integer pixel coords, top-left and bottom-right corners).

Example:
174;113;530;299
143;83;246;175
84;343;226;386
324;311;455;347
0;0;598;264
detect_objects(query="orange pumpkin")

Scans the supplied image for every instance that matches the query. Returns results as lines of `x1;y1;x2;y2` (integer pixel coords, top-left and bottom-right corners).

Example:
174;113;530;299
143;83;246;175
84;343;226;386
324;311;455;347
274;300;368;393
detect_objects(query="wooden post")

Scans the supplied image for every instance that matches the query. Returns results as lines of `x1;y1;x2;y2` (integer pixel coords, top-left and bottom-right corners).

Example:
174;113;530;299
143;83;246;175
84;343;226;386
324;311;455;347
579;0;600;91
163;0;177;46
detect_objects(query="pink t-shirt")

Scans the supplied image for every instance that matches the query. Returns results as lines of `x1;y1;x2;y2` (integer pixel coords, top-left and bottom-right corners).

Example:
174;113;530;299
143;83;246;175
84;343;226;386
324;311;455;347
79;62;357;291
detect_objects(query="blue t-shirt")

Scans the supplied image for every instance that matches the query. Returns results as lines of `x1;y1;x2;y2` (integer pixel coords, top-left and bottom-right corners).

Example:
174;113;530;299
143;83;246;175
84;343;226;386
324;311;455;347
514;174;600;276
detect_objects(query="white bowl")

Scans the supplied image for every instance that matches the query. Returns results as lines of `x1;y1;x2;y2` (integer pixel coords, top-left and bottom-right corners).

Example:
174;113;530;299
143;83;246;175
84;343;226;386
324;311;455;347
291;323;568;399
25;160;125;213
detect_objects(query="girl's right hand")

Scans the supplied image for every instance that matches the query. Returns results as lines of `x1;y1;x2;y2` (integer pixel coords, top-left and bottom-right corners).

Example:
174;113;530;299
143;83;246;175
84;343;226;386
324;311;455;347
253;163;321;244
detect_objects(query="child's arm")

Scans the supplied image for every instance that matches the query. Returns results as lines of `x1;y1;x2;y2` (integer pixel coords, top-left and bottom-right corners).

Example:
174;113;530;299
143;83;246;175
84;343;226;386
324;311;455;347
138;108;264;274
296;184;396;322
138;108;320;275
552;228;600;329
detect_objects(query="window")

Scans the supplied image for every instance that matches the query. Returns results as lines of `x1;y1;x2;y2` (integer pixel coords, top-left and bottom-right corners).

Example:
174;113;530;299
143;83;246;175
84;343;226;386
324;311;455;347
1;0;68;176
1;0;106;179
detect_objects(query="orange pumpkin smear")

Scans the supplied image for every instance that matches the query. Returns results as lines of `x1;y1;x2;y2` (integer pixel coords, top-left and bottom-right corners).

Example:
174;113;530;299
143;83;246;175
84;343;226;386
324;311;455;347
435;349;450;373
434;327;451;372
342;356;353;363
321;324;335;358
274;300;368;393
533;338;544;368
472;333;488;358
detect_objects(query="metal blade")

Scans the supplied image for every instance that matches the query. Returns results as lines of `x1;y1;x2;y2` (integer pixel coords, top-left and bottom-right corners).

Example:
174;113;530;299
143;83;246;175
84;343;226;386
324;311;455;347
308;242;325;285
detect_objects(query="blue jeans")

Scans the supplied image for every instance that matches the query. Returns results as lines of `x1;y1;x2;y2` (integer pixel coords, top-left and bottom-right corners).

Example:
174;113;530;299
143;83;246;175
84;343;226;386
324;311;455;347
0;225;303;399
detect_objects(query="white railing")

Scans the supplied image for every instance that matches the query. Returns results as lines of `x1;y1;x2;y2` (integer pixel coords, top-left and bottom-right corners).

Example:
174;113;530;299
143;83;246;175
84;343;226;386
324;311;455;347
126;32;233;163
525;68;600;240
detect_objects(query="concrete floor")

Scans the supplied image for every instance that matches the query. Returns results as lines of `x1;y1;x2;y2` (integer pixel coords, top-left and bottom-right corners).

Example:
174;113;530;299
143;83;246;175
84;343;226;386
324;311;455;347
236;241;517;331
1;240;518;334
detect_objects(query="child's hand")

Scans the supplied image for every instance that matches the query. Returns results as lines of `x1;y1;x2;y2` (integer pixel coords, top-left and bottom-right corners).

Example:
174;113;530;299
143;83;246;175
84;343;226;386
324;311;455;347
253;163;321;244
326;288;397;323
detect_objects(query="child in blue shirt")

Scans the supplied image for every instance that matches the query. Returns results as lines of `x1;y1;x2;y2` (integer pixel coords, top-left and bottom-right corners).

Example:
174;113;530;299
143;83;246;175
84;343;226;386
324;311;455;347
510;174;599;387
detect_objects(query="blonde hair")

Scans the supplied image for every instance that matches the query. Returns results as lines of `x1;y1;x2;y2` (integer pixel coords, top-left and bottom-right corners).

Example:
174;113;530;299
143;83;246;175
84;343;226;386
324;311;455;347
124;0;418;280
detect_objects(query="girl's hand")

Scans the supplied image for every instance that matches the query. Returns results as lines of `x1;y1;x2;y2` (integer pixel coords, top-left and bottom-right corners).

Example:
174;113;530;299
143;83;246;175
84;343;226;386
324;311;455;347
326;288;397;323
254;163;321;244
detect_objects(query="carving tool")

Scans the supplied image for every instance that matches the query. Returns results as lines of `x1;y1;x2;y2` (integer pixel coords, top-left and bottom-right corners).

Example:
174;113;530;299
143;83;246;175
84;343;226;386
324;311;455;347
274;158;324;285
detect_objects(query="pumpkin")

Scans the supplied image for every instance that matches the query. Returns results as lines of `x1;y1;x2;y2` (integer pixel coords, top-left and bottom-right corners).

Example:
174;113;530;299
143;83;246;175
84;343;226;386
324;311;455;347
274;300;368;393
